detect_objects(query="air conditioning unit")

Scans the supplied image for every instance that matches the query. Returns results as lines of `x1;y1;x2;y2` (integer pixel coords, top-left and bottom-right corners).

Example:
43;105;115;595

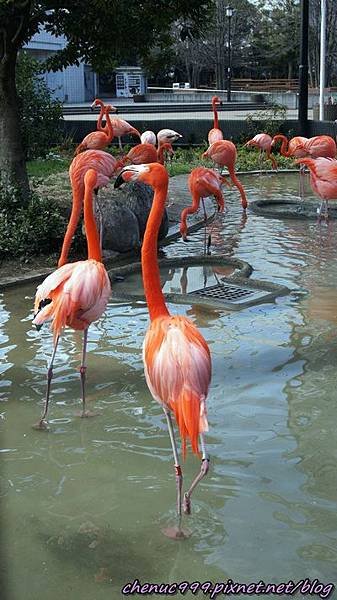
172;83;180;89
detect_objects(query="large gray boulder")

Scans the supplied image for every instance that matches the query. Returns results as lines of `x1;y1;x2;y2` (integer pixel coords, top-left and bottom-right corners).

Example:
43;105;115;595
95;197;140;253
121;182;169;241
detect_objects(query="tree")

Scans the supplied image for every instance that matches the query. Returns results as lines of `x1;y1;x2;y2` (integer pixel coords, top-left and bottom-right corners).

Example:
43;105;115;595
0;0;212;201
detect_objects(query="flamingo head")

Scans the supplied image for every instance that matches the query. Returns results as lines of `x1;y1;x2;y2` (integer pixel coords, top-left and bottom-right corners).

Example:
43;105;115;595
105;104;118;114
157;128;183;145
114;162;169;189
212;95;222;106
91;98;104;111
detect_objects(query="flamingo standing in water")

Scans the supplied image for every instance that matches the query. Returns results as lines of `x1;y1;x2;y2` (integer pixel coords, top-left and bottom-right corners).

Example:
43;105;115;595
244;133;277;170
202;140;248;209
208;96;223;145
271;134;309;198
296;157;337;218
115;163;212;538
58;150;123;267
33;169;111;429
180;167;225;242
75;105;117;154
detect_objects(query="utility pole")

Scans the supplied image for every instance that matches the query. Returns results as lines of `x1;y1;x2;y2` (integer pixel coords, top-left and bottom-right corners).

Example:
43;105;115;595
319;0;326;121
298;0;309;136
226;7;233;102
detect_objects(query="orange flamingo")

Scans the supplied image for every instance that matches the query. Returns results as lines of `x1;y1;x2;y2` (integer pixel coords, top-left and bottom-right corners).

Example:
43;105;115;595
58;150;123;267
271;134;308;158
140;130;157;146
115;163;212;538
90;98;118;134
180;167;225;241
244;133;277;170
33;169;111;429
296;135;336;159
121;142;174;166
296;157;337;218
208;96;223;145
202;140;248;208
75;104;117;154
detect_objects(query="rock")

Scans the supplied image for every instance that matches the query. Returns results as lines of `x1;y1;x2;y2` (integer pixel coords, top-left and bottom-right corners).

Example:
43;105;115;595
121;182;169;240
96;197;140;253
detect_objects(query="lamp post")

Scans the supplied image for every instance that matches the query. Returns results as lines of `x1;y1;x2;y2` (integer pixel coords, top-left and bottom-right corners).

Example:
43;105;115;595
298;0;309;135
226;7;233;102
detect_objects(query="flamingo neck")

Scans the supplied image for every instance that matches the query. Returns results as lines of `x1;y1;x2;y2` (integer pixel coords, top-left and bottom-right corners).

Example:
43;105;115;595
84;179;101;262
157;145;165;164
104;108;114;142
58;184;83;267
212;100;219;129
275;134;289;156
142;180;170;321
97;101;105;131
180;192;200;235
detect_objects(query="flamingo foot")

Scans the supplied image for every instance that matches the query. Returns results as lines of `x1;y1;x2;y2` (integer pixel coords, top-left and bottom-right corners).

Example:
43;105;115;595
161;526;191;540
32;419;49;431
75;409;99;418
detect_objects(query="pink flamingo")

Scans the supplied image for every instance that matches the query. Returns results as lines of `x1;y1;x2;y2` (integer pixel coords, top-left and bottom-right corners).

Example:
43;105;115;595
297;135;336;159
75;105;116;154
202;140;248;208
244;133;277;170
115;163;211;538
33;169;111;429
157;129;182;146
58;150;123;267
296;157;337;218
90;98;118;134
109;117;141;150
180;167;225;241
208;96;223;145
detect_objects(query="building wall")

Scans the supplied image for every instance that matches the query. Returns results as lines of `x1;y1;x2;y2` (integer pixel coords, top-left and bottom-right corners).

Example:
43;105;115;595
24;28;91;103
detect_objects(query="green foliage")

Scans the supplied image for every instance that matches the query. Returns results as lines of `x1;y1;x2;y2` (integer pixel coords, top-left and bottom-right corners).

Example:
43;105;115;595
0;174;66;259
16;52;63;160
243;103;287;141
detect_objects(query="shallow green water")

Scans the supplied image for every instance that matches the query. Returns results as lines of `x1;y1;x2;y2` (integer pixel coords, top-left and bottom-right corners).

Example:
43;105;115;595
1;173;337;599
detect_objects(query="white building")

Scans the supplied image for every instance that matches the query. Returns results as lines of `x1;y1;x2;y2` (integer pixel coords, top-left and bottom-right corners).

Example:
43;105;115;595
24;29;97;103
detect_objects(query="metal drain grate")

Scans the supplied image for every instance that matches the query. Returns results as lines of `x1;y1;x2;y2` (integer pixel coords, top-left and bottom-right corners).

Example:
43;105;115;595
189;281;275;307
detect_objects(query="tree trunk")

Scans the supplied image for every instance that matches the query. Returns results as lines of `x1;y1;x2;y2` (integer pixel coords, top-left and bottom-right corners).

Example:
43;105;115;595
0;48;30;202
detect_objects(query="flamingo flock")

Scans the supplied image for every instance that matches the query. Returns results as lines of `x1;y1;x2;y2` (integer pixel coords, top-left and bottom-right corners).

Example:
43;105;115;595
31;94;337;537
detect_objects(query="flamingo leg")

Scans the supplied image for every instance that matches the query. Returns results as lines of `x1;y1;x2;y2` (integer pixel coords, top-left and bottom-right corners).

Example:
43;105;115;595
201;197;210;255
183;433;210;515
80;327;95;418
299;165;305;200
34;335;60;430
161;408;189;539
118;136;123;151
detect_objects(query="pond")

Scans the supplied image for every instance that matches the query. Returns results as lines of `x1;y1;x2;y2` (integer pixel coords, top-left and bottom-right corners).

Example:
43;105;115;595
1;172;337;599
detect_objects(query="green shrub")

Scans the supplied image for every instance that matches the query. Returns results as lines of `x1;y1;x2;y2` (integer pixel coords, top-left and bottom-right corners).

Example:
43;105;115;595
16;52;63;160
0;174;66;259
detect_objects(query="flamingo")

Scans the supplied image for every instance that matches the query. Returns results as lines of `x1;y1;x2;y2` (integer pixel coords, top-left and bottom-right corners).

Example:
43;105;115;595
141;130;157;146
244;133;277;170
90;98;117;134
208;96;223;145
121;142;174;166
202;140;248;209
108;117;141;150
157;129;182;146
271;134;309;198
75;104;117;155
58;150;123;267
296;157;337;218
33;169;111;429
114;163;212;538
180;167;225;243
297;135;336;159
